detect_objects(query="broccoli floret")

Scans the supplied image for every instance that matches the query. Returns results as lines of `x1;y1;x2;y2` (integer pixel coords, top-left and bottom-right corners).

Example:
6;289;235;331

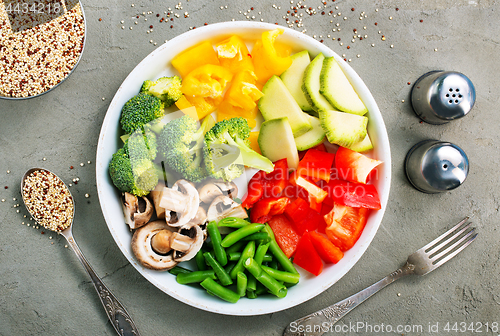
120;93;164;134
141;76;182;107
124;125;157;162
157;115;213;182
108;147;159;197
204;117;274;182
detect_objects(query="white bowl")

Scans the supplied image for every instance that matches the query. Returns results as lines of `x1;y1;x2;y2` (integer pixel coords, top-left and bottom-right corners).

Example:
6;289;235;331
95;21;391;316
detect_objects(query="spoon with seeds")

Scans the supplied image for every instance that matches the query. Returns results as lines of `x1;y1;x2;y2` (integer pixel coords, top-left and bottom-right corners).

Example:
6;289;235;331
21;168;141;336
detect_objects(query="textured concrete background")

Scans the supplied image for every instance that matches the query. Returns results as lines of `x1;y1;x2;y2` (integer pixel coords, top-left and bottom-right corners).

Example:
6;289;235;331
0;0;498;335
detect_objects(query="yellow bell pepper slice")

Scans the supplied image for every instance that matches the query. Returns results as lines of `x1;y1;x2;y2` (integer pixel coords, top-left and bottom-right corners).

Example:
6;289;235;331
217;102;257;129
171;41;220;78
251;29;293;83
248;131;261;154
225;70;263;111
181;64;233;99
175;94;222;121
215;35;254;74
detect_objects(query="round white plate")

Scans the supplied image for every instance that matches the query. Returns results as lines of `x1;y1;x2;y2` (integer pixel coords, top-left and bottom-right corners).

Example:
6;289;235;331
95;21;391;316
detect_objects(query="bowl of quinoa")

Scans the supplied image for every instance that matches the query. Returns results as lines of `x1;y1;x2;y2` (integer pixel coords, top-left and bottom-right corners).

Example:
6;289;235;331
0;0;85;99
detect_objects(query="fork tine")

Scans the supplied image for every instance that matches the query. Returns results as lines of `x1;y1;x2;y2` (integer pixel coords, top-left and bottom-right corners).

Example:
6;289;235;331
426;221;473;256
430;227;476;262
432;231;477;269
421;217;469;252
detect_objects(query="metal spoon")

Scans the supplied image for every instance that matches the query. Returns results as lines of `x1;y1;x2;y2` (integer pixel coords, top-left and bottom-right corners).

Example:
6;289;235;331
21;168;141;336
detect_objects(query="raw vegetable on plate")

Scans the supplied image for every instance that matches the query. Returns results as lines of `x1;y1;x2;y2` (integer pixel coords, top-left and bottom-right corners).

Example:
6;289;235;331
106;27;383;302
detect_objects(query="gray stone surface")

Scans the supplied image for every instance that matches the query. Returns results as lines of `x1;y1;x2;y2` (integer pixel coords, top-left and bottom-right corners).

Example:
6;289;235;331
0;0;498;335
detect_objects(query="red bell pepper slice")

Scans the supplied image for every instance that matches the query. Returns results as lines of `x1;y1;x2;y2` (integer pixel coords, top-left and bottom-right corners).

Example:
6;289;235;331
250;196;290;223
294;208;323;236
289;171;328;207
241;170;266;209
293;232;323;276
267;214;300;258
298;142;327;160
324;203;369;251
297;148;335;183
334;146;383;184
284;197;310;223
323;179;381;210
262;158;289;198
309;231;344;264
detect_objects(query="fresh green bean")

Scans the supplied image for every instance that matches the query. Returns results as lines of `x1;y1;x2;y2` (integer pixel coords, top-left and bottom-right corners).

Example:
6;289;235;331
242;232;270;242
263;224;298;274
203;252;232;286
246;289;257;299
224;262;236;275
217;217;249;228
225;240;246;254
244;258;287;298
195;249;206;271
176;270;216;284
236;272;247;297
228;252;273;262
247;242;270;292
207;221;227;266
261;265;300;284
200;277;240;303
230;240;255;279
221;223;265;248
168;266;191;275
267;259;279;270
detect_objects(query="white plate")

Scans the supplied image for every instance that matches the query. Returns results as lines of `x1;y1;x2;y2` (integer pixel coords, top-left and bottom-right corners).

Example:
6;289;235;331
95;21;391;316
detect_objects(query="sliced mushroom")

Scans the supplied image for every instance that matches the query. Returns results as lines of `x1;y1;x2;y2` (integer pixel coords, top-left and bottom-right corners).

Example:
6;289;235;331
122;192;154;230
149;181;166;219
207;195;248;223
171;224;204;262
159;179;199;227
184;206;208;228
131;220;178;271
198;181;238;204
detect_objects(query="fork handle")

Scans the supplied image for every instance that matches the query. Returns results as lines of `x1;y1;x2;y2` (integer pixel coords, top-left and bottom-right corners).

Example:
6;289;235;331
284;262;415;336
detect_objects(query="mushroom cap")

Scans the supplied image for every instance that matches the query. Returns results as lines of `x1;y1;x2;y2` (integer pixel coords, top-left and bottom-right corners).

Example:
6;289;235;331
131;220;178;271
207;195;248;223
160;179;199;227
184;206;208;229
172;224;204;262
122;192;154;230
198;180;238;204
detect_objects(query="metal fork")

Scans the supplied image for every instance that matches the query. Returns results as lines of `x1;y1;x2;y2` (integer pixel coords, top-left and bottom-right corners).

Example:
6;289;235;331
283;217;477;336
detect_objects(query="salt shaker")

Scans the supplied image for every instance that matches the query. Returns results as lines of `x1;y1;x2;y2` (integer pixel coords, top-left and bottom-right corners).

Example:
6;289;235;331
404;140;469;193
411;71;475;124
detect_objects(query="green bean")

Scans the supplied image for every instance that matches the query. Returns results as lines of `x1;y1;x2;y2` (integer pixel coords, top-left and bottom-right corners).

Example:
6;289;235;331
221;223;265;248
230;240;255;279
217;217;250;228
236;272;247;297
224;261;236;275
228;252;273;262
247;242;270;292
225;240;246;254
168;266;191;275
244;258;287;298
203;252;232;286
242;232;270;242
195;249;207;271
267;259;279;270
263;224;298;274
261;265;300;284
207;221;227;266
176;270;216;284
200;277;240;303
246;289;257;299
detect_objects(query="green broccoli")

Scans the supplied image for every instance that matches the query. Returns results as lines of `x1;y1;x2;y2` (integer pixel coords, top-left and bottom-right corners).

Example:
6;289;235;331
108;147;159;197
157;114;214;182
204;117;274;182
124;125;157;162
120;93;164;134
141;76;182;107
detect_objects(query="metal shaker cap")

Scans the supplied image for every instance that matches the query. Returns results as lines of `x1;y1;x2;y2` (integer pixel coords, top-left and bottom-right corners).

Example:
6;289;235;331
404;140;469;193
411;71;475;124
